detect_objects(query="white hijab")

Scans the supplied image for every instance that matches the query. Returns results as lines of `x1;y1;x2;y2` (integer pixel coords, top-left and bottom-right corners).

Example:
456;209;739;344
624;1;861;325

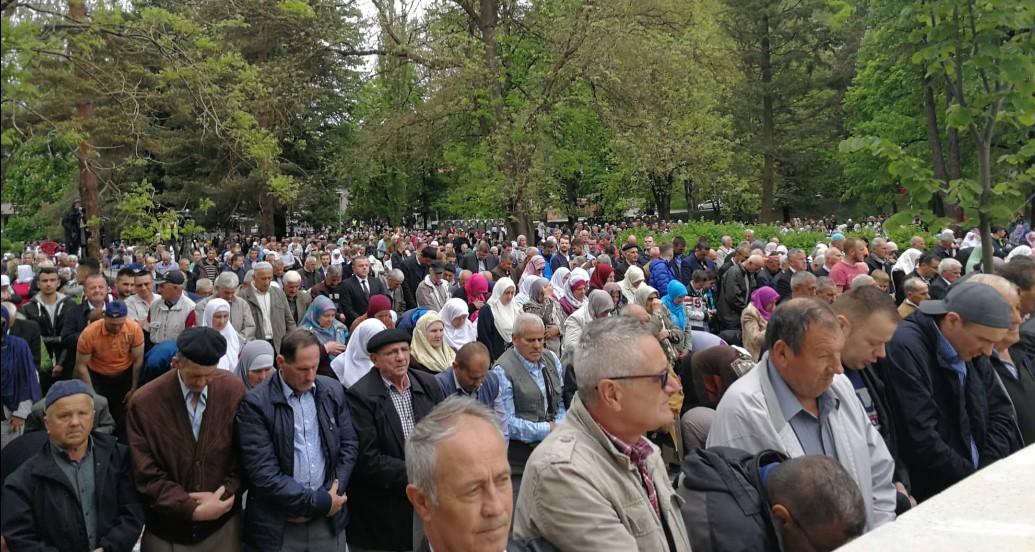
202;298;241;371
892;248;922;274
488;277;519;343
439;298;477;351
1006;245;1032;262
331;318;386;387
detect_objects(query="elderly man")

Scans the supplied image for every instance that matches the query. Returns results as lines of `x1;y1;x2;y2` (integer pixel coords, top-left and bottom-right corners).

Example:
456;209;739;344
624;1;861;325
386;268;407;315
300;256;324;290
435;341;507;435
929;257;962;300
148;270;197;345
884;281;1019;501
240;261;296;354
514;316;690;551
816;276;839;304
416;261;451;311
237;330;358;551
490;314;566;500
194;277;213;299
1;380;145;551
897;277;929;318
310;264;345;313
717;253;762;331
127;327;247;551
196;271;257;341
708;298;898;529
867;238;896;293
341;255;387;326
281;270;314;325
346;329;444;552
75;301;144;439
406;397;513;552
932;229;957;261
490;253;516;282
789;270;818;299
773;248;807;301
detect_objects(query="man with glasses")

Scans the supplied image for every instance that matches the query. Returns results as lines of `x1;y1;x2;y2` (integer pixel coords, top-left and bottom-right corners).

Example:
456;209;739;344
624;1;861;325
708;298;898;530
513;316;690;552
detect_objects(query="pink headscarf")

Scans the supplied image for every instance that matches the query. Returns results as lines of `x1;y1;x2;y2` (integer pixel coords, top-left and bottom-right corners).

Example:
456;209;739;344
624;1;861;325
750;286;780;321
465;273;489;321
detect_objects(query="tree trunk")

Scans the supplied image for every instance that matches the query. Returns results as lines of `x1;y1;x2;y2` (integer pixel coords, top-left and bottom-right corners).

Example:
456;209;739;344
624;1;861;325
759;14;777;223
69;0;100;259
684;177;694;221
975;136;994;272
922;70;948;218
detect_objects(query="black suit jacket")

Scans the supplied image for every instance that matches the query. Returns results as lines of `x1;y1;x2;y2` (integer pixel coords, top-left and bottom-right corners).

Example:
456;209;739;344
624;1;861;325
340;276;387;325
400;256;427;311
459;254;499;274
346;368;444;550
929;276;950;300
774;269;795;301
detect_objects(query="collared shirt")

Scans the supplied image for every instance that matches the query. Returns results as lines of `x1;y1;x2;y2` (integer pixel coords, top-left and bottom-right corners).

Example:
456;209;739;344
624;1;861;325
767;360;839;458
281;378;326;491
382;374;416;440
125;293;157;325
178;371;208;440
993;350;1018;379
52;439;97;549
598;424;660;517
255;290;273;339
492;350;566;444
934;326;980;468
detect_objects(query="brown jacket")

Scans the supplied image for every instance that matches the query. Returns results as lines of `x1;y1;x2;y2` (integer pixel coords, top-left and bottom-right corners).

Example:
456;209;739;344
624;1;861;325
126;368;246;544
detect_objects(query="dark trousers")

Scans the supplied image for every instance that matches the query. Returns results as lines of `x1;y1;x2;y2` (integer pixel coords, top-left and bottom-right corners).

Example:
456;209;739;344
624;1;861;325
89;369;132;440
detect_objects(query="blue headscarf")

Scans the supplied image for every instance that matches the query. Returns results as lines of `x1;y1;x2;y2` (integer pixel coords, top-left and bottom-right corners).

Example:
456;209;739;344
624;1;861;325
662;280;689;331
301;295;349;349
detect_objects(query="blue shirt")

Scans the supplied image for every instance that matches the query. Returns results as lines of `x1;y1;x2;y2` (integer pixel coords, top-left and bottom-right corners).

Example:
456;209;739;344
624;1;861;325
492;350;566;444
281;378;326;491
767;360;838;458
178;372;208;440
934;327;980;468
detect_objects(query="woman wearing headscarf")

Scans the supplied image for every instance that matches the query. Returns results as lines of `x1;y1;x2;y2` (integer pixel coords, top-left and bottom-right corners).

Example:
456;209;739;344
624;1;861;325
635;285;688;364
519;254;547;290
588;263;614;291
661;280;689;332
350;294;396;333
235;340;275;391
464;273;489;318
201;298;243;371
618;265;645;305
603;282;626;311
300;295;349;359
330;318;387;387
409;312;456;374
891;247;922;304
1;309;40;448
561;289;615;368
439;298;477;351
1006;245;1032;262
741;286;779;361
549;267;570;302
522;277;562;354
558;268;589;317
477;277;518;362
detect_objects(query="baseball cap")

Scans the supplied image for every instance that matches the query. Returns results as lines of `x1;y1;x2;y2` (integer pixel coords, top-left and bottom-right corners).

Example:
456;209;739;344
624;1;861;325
155;270;185;286
104;301;128;318
917;281;1012;329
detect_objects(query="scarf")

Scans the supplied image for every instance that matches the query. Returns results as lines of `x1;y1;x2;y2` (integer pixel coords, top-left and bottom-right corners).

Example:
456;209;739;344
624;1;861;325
488;277;519;343
410;312;455;373
202;298;242;371
619;265;645;305
1006;245;1032;262
330;318;386;387
589;263;613;291
550;267;570;299
561;268;590;315
750;286;780;321
522;277;555;325
302;295;348;348
892;248;922;274
235;340;275;391
634;284;659;308
662;280;688;330
521;255;547;283
465;273;489;307
603;282;625;309
587;289;615;318
439;298;477;351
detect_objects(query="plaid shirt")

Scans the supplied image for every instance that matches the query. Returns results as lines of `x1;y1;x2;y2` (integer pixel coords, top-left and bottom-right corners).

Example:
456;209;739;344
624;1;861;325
382;374;415;440
600;426;660;517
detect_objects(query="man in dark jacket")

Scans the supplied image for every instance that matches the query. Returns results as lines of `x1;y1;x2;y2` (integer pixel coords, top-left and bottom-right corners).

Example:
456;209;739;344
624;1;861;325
1;380;145;552
774;249;808;301
346;329;444;551
716;254;762;331
883;282;1020;501
20;267;78;380
237;330;358;551
401;247;438;311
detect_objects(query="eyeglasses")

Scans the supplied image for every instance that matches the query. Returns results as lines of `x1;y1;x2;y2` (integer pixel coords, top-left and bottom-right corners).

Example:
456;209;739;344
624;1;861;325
788;511;834;552
602;367;671;389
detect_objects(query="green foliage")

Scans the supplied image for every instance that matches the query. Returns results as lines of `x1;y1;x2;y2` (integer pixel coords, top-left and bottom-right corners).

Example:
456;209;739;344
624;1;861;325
616;219;882;252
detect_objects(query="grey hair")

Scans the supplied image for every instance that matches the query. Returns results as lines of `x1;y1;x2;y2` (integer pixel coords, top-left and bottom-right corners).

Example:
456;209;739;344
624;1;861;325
325;264;343;278
405;396;504;504
214;271;239;289
387;268;405;282
938;257;962;274
790;270;817;290
512;312;545;339
282;270;301;284
816;276;836;290
814;255;826;266
243;270;255;285
574;316;656;405
195;278;213;293
764;298;839;354
902;277;928;295
787;248;806;260
767;455;867;543
850;274;876;289
967;273;1018;297
252;261;273;272
871;237;887;248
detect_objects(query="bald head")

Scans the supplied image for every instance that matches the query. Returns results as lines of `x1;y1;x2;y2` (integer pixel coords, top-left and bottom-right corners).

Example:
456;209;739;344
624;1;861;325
621;303;650;323
745;255;765;273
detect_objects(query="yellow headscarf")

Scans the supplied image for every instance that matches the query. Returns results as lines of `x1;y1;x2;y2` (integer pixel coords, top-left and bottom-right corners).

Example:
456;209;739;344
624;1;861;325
410;312;456;373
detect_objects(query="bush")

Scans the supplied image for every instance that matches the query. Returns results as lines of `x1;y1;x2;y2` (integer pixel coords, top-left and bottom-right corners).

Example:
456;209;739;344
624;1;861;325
618;219;898;252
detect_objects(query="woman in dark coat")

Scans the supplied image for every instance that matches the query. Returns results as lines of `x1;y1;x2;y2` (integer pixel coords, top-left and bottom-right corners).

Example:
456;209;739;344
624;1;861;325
477;277;518;362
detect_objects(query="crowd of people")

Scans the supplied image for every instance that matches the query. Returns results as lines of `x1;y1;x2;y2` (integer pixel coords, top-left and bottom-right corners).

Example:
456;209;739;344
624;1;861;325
1;214;1034;552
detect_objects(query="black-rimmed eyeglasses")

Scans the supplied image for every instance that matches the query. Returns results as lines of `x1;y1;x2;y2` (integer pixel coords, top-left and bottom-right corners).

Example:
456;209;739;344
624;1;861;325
601;368;671;389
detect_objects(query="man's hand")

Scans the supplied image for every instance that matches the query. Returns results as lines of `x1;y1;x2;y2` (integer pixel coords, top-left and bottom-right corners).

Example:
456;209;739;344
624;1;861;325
7;417;24;433
51;364;63;378
189;485;234;521
548;421;556;432
895;482;918;508
327;479;347;517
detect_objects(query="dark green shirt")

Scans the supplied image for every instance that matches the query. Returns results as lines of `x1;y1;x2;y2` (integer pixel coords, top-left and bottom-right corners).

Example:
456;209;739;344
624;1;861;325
52;438;97;549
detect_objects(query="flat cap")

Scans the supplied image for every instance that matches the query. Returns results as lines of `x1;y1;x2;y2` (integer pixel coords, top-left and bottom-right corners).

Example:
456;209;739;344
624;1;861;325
621;242;639;252
918;281;1013;329
176;326;227;366
45;380;92;409
366;328;411;354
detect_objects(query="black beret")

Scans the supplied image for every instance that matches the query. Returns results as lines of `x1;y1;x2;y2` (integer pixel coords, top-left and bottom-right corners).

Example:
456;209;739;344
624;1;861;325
366;328;412;355
176;326;227;366
621;242;639;252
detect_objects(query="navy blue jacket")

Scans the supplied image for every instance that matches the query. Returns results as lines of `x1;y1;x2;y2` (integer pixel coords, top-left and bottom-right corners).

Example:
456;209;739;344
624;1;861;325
883;312;1019;501
236;372;358;551
680;255;718;286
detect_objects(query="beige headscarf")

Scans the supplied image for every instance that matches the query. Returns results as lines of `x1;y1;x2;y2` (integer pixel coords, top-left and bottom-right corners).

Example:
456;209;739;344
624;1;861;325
410;312;455;373
619;265;645;305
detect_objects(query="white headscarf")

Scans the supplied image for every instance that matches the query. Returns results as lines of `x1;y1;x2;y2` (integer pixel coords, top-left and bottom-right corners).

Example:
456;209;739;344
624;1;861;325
550;267;570;299
564;268;590;311
1006;245;1032;262
619;265;645;305
439;298;476;351
488;277;518;343
202;298;241;371
892;248;922;274
960;231;981;249
331;318;386;387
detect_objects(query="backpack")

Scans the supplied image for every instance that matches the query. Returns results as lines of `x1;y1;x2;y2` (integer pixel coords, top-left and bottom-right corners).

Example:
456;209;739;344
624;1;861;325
677;447;787;552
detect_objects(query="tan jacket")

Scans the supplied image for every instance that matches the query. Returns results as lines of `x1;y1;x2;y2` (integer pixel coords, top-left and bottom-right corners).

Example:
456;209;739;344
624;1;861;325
897;300;917;319
514;397;692;552
740;304;768;361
